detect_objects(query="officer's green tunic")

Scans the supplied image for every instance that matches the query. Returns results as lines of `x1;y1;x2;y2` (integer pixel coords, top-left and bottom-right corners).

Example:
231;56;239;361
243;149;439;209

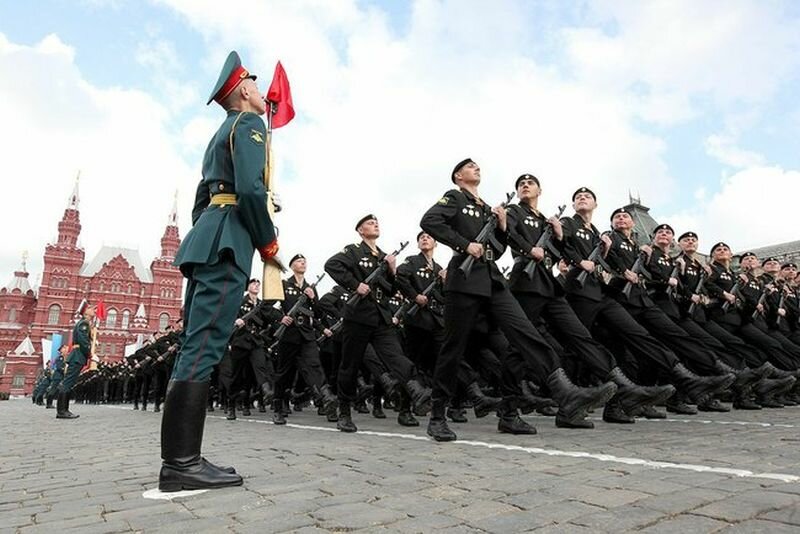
171;110;276;382
59;319;91;392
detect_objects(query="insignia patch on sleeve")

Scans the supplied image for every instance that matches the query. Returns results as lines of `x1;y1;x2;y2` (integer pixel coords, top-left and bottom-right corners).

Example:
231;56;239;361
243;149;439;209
250;129;265;144
437;197;449;205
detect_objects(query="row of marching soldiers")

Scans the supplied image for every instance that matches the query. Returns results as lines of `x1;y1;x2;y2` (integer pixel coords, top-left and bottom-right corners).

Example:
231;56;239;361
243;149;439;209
202;161;800;442
31;323;183;417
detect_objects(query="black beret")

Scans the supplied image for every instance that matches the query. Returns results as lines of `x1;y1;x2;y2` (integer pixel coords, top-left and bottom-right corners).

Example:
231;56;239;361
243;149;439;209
572;187;596;201
740;252;757;260
653;223;674;235
248;278;260;284
451;158;474;183
355;214;377;231
289;254;305;266
416;230;432;242
678;231;698;241
782;263;797;269
610;207;631;221
762;256;780;265
515;173;540;189
710;242;730;254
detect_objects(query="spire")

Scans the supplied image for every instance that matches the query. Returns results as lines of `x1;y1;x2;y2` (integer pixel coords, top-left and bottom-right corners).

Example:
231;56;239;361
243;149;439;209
168;190;179;227
21;250;28;272
67;171;80;210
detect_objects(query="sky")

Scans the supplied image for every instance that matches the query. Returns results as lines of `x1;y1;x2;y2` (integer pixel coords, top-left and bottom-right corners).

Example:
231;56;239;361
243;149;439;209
1;0;799;292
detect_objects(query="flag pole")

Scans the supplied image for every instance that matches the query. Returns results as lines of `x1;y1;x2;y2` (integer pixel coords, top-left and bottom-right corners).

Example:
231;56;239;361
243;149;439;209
262;102;285;301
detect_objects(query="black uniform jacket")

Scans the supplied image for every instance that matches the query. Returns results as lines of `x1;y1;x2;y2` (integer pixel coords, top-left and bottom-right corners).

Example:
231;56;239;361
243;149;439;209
395;252;445;331
646;247;679;318
420;188;508;297
278;277;319;343
559;214;605;302
705;261;742;326
605;230;652;308
325;241;396;327
675;253;708;322
506;202;562;298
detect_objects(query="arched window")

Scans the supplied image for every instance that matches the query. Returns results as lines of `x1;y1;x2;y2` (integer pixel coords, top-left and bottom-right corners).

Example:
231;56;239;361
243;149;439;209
47;304;61;325
158;312;169;331
8;307;17;322
127;283;132;294
106;309;117;329
121;309;130;330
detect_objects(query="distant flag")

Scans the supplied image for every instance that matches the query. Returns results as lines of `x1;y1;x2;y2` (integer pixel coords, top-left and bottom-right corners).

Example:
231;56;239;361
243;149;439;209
95;300;107;322
266;61;295;128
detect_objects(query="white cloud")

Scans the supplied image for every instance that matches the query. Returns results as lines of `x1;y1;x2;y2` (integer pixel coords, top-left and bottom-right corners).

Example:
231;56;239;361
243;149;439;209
0;32;197;281
704;134;765;169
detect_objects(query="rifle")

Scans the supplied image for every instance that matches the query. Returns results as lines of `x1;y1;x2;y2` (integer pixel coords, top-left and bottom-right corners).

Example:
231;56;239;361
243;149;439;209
687;273;706;316
665;263;681;298
751;284;771;320
458;192;516;278
523;205;566;279
395;276;442;321
721;280;743;312
622;247;653;300
347;241;409;307
576;236;612;288
776;289;786;327
269;273;326;352
316;317;343;344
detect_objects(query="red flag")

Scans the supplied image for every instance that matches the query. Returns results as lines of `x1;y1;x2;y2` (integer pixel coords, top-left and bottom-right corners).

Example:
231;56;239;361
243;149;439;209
266;61;295;128
95;300;107;322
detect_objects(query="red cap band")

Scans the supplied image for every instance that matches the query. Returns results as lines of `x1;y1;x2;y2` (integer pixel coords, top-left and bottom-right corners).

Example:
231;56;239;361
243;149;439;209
214;65;250;103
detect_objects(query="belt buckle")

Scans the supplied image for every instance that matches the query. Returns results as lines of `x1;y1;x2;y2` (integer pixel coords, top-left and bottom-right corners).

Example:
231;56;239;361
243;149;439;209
544;257;553;269
375;288;383;301
296;316;305;326
484;249;494;262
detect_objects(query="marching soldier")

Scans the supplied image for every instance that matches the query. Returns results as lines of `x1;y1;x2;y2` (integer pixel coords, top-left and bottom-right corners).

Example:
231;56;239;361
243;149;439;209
420;160;618;441
159;51;279;492
325;215;432;432
271;254;337;424
45;345;68;409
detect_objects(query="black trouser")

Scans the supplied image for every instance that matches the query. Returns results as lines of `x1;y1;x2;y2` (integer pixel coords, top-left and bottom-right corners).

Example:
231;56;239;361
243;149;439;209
719;322;798;371
622;304;717;374
434;287;559;401
675;317;743;370
228;345;273;389
339;321;414;403
404;325;442;379
516;293;616;379
319;339;341;394
274;340;327;401
567;295;678;377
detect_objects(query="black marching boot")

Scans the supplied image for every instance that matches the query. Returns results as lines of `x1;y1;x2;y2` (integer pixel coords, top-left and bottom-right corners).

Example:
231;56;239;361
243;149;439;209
45;394;55;409
518;380;557;415
272;399;287;425
427;398;456;442
314;384;338;418
371;394;386;419
158;381;242;492
669;362;735;404
547;368;617;429
56;391;79;419
397;393;420;427
497;399;537;435
607;367;675;419
666;392;698;414
405;379;433;416
465;382;502;418
337;402;357;432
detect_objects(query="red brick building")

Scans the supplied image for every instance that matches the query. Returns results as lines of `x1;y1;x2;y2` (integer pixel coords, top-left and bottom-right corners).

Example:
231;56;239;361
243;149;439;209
0;178;183;396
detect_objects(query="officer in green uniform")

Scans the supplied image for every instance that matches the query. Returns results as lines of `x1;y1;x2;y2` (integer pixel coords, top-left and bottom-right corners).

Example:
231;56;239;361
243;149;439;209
158;51;279;493
56;303;95;419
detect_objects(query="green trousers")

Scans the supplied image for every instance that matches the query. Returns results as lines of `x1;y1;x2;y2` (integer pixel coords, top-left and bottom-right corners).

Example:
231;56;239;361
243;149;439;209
171;257;248;382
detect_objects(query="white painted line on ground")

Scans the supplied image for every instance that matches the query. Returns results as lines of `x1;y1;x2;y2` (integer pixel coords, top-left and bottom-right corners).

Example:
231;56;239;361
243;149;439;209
142;488;208;500
205;414;800;483
589;416;798;429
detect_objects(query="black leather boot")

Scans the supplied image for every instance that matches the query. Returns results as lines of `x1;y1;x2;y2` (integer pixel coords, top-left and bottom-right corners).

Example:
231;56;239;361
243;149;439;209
133;399;139;410
754;376;796;407
371;395;386;419
547;368;617;429
602;397;635;424
497;401;536;435
158;381;243;492
314;384;338;417
405;379;432;416
397;393;419;427
464;381;502;418
272;399;286;425
447;397;468;423
337;402;357;432
669;363;735;403
56;391;79;419
639;405;667;419
665;392;698;414
607;367;675;416
427;399;456;442
261;381;274;404
226;392;237;421
378;373;399;399
714;360;759;389
45;395;54;409
518;381;557;415
697;396;731;412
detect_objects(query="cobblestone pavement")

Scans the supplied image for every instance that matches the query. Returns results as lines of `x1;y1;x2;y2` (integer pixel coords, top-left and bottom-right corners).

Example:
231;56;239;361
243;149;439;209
3;398;800;533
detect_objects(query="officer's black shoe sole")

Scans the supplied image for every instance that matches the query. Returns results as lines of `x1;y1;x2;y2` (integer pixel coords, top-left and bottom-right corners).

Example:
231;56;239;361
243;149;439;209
158;465;243;492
